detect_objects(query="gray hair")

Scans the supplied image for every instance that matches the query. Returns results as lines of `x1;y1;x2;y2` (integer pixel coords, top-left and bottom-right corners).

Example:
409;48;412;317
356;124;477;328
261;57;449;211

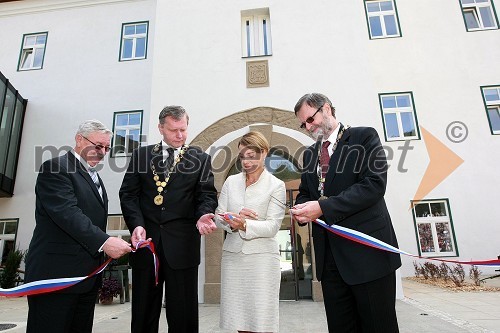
159;105;190;124
76;120;112;137
294;93;336;118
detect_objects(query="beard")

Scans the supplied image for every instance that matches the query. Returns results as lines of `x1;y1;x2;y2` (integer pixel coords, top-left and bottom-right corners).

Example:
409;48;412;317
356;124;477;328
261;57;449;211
309;120;334;141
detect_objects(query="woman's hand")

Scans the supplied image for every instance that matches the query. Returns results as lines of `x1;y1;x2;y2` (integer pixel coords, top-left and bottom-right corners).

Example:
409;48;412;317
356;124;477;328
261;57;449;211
223;212;247;231
239;207;258;220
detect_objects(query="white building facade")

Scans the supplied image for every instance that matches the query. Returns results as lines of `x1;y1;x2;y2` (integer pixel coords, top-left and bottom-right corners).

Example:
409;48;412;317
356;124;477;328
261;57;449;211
1;0;499;302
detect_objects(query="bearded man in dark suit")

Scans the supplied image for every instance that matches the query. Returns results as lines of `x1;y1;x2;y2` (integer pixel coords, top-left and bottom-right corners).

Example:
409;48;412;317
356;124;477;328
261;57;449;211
290;93;401;333
119;105;218;333
25;120;132;333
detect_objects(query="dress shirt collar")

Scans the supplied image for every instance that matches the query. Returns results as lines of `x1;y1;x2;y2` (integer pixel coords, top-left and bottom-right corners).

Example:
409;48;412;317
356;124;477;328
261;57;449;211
161;140;176;151
72;149;96;171
161;140;181;160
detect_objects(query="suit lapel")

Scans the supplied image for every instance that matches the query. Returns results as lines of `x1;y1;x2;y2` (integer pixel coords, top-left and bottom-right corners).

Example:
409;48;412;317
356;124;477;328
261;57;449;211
308;141;321;190
325;127;351;190
150;142;164;174
99;173;108;208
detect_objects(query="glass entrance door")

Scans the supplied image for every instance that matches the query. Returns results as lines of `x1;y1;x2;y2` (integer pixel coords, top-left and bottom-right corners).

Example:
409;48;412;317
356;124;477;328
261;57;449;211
277;228;295;300
277;209;313;300
295;221;313;299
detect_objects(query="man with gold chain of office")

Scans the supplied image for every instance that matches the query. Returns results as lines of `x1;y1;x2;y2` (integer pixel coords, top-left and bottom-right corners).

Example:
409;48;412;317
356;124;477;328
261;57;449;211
120;105;218;333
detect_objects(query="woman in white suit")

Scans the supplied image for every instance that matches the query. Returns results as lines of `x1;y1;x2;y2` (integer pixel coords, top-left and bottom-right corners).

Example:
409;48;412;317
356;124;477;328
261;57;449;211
216;131;286;333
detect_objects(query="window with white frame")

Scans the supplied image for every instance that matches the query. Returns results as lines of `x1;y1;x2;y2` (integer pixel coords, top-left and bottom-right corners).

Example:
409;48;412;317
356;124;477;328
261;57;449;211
365;0;401;39
120;22;148;61
241;8;272;57
460;0;499;31
112;111;142;157
379;92;419;141
0;219;18;265
412;200;458;257
481;86;500;134
18;32;47;71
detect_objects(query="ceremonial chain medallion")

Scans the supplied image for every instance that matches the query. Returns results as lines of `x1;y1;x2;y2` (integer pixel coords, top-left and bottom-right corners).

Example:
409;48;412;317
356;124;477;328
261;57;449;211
151;143;189;205
317;123;349;200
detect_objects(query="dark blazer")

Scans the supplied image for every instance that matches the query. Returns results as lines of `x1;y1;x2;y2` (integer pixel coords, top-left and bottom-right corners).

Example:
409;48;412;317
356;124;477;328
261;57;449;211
296;126;401;285
25;151;109;293
119;144;218;269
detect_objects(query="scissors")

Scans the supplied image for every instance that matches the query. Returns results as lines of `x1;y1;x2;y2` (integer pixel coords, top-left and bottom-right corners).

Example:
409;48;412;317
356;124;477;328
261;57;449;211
270;195;293;209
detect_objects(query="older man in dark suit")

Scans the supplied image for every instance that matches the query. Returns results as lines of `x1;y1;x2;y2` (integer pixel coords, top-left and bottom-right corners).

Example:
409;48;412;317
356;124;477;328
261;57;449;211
25;120;132;333
119;105;218;333
290;93;401;333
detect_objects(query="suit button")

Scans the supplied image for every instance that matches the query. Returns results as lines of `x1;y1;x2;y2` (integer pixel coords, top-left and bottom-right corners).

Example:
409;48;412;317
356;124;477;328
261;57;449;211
161;207;165;211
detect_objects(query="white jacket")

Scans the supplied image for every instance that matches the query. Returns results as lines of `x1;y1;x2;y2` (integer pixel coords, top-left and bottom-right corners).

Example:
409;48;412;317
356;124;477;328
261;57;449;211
215;169;286;254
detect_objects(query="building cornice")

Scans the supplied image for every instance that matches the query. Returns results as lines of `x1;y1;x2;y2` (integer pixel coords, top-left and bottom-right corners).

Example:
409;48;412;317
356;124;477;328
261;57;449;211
0;0;148;18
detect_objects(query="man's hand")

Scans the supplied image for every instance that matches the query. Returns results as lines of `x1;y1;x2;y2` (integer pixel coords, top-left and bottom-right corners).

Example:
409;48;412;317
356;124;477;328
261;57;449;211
103;237;132;259
131;226;151;248
289;201;323;224
197;213;217;235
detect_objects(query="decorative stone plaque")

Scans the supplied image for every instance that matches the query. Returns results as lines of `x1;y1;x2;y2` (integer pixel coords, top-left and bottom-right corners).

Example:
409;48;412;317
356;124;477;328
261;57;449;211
246;60;269;88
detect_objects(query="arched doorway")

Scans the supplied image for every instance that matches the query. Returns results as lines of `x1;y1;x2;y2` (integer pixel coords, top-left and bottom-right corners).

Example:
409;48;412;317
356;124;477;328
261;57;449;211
191;109;318;303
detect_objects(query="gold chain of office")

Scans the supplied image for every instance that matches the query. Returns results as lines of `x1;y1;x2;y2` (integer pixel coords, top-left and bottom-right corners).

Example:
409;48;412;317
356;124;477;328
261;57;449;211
317;124;348;200
151;143;189;205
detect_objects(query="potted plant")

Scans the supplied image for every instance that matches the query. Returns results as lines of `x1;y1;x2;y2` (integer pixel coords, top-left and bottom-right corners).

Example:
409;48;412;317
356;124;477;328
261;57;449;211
0;248;25;289
98;277;121;305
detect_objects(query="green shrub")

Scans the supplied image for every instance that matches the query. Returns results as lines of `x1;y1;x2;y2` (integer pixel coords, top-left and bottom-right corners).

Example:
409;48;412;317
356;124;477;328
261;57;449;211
0;249;25;289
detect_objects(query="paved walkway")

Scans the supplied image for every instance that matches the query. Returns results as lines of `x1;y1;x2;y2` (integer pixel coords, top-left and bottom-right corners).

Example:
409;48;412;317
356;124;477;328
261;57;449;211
1;279;499;332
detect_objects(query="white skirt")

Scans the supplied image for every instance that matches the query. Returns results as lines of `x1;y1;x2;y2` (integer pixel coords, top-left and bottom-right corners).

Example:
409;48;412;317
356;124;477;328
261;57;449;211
220;251;281;332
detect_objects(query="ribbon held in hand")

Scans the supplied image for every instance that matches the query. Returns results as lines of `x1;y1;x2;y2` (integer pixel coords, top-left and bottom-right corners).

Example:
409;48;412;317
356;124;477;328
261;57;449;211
217;213;234;220
313;218;500;267
272;195;500;268
0;240;159;297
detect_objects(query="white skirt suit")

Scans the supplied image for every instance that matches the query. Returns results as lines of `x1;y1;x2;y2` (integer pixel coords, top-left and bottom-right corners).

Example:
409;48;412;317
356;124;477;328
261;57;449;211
215;169;286;333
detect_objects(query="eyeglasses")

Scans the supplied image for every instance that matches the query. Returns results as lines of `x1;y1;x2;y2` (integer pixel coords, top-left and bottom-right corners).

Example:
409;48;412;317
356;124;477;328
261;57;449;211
300;106;323;129
81;136;111;152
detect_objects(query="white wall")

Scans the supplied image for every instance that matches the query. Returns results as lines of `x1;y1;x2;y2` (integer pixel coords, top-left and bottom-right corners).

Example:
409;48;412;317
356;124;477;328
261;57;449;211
0;0;156;250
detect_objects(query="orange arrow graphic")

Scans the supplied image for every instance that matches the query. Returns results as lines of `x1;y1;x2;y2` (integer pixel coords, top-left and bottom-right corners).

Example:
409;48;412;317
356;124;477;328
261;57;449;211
411;126;464;208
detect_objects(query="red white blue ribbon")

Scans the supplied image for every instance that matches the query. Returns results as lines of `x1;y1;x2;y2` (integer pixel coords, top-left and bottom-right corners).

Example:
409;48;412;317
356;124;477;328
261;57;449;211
314;218;500;267
0;240;159;297
136;240;160;286
223;201;500;268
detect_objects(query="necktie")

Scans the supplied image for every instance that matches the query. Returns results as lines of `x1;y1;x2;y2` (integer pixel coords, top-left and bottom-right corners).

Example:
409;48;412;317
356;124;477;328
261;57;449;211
165;147;175;170
89;168;103;199
320;141;330;178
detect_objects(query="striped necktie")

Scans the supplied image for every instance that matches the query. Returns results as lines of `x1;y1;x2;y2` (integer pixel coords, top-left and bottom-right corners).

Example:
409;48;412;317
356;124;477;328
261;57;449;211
88;167;103;199
165;147;175;170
